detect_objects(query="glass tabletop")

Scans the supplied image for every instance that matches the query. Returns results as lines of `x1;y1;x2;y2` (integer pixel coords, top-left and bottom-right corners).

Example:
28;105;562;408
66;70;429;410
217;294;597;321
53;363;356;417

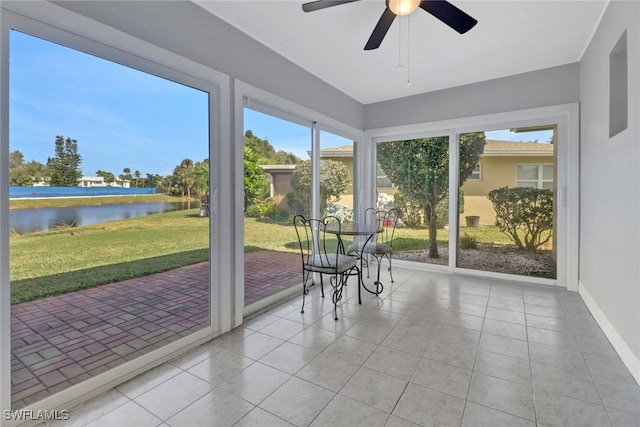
325;223;383;236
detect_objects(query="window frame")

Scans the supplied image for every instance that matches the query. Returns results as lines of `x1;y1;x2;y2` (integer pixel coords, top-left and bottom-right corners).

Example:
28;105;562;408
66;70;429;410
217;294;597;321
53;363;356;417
516;163;554;189
1;4;230;413
365;103;579;292
468;163;482;181
376;162;393;188
234;80;364;320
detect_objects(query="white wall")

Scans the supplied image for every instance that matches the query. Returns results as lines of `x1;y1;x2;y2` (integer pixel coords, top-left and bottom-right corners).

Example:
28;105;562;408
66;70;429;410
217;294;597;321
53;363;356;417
579;0;640;383
364;63;580;128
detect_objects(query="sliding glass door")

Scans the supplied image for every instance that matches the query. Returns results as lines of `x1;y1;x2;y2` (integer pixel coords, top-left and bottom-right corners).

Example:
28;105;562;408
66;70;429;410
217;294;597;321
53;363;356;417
8;30;213;409
376;135;450;267
242;108;310;307
374;124;560;282
456;127;557;279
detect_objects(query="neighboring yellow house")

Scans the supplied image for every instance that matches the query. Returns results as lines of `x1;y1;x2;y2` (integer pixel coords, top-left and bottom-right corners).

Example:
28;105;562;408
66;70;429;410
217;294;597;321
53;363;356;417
261;140;555;225
461;140;554;225
317;145;355;208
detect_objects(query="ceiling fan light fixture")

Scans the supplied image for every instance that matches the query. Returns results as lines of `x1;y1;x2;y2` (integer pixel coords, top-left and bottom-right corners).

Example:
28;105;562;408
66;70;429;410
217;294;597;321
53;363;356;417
387;0;421;16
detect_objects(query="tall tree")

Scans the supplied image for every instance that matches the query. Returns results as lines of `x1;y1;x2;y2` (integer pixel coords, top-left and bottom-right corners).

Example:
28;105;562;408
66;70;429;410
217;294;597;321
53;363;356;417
177;158;195;198
193;159;209;196
145;173;163;189
377;132;485;258
9;151;31;186
133;170;142;188
119;167;132;185
47;135;82;186
9;150;24;169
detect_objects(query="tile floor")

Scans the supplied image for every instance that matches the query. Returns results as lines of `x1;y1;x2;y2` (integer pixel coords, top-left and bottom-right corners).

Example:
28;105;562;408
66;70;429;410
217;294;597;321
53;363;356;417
51;266;640;426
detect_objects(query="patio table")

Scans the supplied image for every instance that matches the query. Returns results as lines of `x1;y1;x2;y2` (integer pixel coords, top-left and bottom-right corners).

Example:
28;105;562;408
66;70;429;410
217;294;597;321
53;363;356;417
325;223;384;303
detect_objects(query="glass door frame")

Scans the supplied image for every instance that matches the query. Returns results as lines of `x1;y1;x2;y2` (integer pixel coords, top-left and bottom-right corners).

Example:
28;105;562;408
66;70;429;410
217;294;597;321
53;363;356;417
0;5;229;414
366;103;579;290
233;80;364;322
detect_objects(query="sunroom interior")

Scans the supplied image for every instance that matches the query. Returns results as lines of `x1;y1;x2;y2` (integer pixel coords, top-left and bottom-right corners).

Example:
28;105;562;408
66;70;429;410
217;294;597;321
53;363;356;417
0;0;639;425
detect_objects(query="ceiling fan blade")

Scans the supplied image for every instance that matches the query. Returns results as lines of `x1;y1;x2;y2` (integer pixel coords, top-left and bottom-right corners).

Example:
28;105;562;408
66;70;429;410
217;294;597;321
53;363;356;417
364;7;396;50
420;0;478;34
302;0;361;13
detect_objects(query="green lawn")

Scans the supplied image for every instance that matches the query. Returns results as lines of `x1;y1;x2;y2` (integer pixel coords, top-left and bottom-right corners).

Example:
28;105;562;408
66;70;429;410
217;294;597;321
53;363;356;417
10;207;518;303
10;208;210;303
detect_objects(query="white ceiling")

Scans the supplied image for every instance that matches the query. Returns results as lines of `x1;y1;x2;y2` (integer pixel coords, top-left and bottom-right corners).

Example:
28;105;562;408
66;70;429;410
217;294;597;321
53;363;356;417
195;0;607;104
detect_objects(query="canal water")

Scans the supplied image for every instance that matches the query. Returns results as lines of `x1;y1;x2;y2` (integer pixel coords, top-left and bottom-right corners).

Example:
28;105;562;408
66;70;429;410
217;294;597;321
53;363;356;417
9;202;200;235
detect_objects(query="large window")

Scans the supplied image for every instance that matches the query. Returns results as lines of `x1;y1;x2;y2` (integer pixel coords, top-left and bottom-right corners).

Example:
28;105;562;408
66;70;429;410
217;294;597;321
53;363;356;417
241;106;360;310
516;164;554;189
468;164;482;181
9;31;212;409
376;163;393;189
373;126;557;280
242;107;310;308
376;135;450;267
320;131;355;222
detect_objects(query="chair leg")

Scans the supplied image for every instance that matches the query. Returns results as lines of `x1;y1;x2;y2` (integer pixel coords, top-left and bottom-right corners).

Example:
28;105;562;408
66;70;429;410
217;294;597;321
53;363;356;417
357;266;362;305
366;253;370;278
332;273;346;321
388;254;394;282
301;270;311;314
320;274;325;298
375;255;383;294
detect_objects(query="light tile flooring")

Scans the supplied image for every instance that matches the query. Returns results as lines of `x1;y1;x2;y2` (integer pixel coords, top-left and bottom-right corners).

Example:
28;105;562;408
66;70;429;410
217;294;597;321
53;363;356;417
52;266;640;426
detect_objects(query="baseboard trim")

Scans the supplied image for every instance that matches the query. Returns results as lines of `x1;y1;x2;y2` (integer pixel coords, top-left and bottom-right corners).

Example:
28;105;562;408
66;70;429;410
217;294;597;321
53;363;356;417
579;281;640;386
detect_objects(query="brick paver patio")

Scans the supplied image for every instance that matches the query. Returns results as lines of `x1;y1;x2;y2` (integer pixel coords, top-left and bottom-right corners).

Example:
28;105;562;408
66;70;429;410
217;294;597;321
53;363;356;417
10;250;301;408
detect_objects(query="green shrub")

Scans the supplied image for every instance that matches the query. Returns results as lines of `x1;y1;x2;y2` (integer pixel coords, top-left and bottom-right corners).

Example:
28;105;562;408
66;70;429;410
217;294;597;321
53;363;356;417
246;197;278;218
487;186;553;252
245;204;262;218
257;197;278;218
460;232;478;249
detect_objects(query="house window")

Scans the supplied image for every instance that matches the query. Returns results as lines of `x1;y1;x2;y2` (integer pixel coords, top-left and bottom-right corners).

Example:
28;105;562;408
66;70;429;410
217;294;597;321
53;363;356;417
376;163;392;188
468;164;482;181
516;164;553;190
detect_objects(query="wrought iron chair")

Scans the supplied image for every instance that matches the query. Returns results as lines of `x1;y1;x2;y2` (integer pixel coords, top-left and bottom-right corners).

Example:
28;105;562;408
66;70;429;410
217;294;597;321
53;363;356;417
293;214;360;320
348;208;399;284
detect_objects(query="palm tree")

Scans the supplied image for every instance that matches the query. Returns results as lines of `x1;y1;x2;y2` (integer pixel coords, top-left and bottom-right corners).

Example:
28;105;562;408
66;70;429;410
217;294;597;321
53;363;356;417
194;159;209;196
178;158;195;199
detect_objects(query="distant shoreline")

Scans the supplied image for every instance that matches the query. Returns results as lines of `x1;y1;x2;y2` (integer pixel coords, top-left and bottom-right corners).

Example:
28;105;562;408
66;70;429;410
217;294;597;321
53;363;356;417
10;193;162;201
9;194;195;210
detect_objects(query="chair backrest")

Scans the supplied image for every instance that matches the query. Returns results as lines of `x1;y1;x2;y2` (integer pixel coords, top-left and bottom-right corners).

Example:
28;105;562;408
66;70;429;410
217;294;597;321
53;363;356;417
293;214;343;269
364;207;399;247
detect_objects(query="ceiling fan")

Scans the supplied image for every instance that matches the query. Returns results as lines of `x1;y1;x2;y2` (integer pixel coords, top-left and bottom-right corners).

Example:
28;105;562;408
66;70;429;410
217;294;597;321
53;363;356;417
302;0;478;50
